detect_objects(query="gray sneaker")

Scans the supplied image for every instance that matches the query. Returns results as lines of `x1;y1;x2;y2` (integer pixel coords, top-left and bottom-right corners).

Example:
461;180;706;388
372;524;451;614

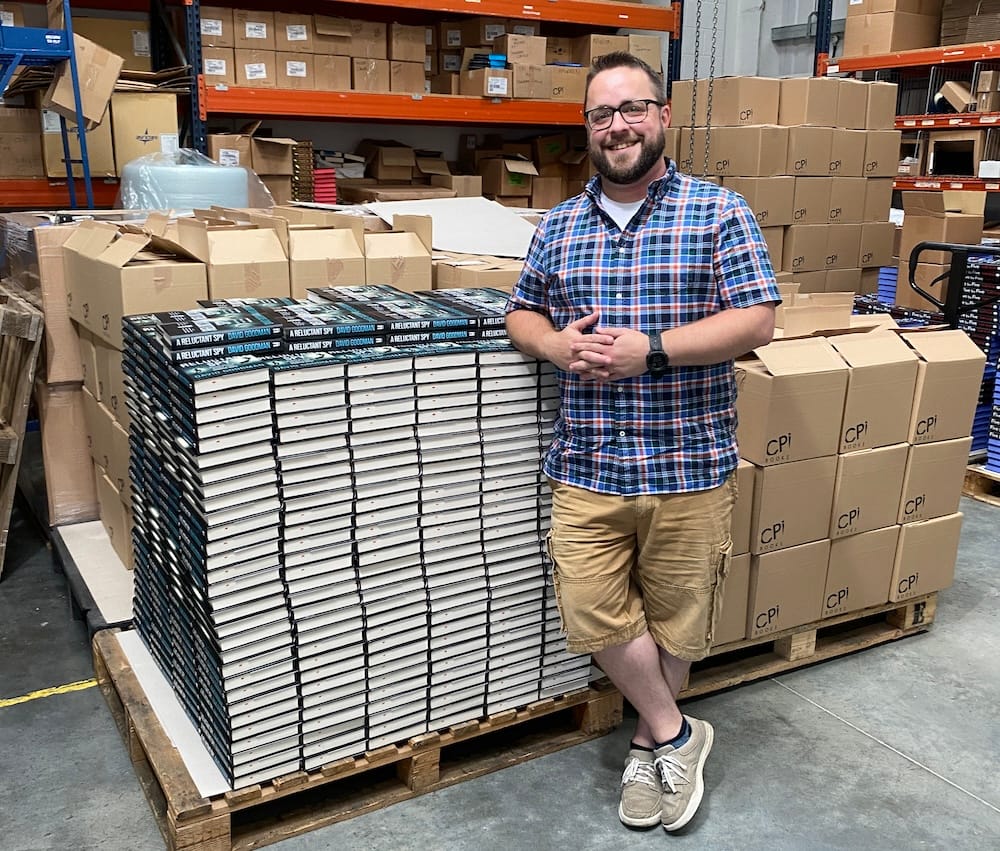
618;748;663;828
654;716;715;832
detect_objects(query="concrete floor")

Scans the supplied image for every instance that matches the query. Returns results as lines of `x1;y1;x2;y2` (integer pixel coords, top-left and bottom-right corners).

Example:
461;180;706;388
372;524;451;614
1;495;998;851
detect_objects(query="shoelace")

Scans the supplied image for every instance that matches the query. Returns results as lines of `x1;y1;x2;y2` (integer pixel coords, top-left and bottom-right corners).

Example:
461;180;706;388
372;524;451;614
621;757;660;790
654;752;690;794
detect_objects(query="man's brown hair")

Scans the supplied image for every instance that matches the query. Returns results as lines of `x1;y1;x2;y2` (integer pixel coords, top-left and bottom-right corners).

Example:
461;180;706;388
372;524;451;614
585;51;666;106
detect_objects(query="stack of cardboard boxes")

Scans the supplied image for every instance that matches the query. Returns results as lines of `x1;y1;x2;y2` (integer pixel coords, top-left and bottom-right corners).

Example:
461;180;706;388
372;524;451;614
712;326;985;645
843;0;942;56
674;76;901;295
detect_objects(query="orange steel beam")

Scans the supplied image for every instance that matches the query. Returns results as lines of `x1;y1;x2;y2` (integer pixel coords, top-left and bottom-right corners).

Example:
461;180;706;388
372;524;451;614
833;41;1000;72
0;179;120;208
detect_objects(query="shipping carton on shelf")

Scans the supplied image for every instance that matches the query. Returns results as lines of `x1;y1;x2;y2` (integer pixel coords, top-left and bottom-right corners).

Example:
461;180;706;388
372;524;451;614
72;16;151;72
364;215;433;292
736;337;850;466
900;329;988;444
898;436;972;524
823;526;899;618
843;12;940;56
889;513;963;602
480;156;538;197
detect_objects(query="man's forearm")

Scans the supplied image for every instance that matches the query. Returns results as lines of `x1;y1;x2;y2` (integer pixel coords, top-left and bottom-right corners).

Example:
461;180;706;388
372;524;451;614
506;309;557;362
660;304;775;366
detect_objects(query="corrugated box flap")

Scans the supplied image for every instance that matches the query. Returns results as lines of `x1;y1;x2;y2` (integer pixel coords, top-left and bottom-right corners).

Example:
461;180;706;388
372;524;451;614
415;157;451;176
100;232;152;268
828;330;919;367
753;337;847;375
62;220;119;257
255;137;299;149
504;158;539;176
941;190;986;215
381;147;416;167
314;15;351;37
902;329;988;363
207;228;287;263
902;191;947;218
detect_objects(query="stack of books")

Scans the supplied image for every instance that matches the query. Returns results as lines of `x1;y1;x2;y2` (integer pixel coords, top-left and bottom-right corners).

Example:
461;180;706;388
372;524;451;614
124;286;592;787
313;168;337;204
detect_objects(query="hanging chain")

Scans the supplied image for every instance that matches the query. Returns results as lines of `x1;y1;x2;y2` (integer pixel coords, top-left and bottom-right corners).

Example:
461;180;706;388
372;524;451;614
687;0;702;174
703;0;719;177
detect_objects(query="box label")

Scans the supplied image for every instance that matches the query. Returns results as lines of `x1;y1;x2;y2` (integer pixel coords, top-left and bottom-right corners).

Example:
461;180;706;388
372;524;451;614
201;18;223;37
485;24;506;41
425;56;432;71
286;24;307;41
245;62;268;80
132;29;151;57
161;134;179;155
442;55;461;71
245;22;268;39
445;29;461;47
204;58;227;76
487;76;509;96
512;24;535;35
286;61;307;77
219;148;241;166
0;11;13;26
42;110;61;133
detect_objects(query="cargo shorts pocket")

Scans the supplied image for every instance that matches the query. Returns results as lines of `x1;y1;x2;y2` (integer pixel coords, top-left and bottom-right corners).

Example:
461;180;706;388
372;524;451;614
705;539;733;647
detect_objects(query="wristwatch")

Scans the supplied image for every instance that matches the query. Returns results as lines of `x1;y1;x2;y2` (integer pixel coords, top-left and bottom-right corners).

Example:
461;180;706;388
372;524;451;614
646;331;670;377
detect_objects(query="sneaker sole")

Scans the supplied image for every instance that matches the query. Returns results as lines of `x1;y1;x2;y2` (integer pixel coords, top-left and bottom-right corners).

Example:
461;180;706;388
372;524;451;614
662;721;714;833
618;803;663;829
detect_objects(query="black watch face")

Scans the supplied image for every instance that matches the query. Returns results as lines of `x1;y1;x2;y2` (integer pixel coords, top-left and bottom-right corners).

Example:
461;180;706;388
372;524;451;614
647;351;669;374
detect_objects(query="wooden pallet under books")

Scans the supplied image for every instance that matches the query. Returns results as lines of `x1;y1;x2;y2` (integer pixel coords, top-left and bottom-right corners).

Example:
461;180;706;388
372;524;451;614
0;283;43;576
963;464;1000;508
92;630;623;851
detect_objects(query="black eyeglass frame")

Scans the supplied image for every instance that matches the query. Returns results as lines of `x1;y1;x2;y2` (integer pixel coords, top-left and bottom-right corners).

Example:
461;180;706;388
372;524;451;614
583;99;665;130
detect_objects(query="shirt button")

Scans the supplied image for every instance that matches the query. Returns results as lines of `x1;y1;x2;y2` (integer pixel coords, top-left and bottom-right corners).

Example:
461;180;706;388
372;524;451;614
617;387;624;393
618;430;626;437
615;292;622;298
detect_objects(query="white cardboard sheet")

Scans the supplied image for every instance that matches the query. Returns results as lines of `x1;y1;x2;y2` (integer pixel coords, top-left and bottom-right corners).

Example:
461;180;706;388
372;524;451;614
363;197;538;258
58;520;134;625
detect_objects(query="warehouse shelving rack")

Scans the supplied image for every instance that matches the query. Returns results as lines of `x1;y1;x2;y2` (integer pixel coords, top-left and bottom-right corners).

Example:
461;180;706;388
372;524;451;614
0;0;95;207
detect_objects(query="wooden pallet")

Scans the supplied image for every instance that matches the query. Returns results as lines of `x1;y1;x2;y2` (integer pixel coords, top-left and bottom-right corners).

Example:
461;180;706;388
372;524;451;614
963;464;1000;508
0;283;43;576
92;630;622;851
681;594;937;699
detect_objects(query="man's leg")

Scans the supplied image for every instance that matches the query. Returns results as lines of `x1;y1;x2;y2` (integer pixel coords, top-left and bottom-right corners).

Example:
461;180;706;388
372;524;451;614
630;646;691;746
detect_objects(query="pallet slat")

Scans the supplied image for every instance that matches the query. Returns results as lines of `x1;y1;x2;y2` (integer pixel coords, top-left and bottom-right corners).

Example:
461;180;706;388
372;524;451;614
963;464;1000;507
95;592;936;851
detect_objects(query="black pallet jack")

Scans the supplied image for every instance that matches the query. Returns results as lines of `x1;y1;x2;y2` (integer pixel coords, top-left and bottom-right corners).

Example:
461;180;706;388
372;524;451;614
907;241;1000;330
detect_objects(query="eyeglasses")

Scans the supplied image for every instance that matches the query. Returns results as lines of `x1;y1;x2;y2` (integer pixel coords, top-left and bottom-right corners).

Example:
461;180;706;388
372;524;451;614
584;99;664;131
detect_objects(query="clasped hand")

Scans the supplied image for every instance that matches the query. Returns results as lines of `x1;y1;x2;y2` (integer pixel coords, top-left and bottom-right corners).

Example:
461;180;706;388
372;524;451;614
556;312;649;382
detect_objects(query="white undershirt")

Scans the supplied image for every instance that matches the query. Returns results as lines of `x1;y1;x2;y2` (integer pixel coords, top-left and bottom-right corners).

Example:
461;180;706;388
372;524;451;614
598;194;644;231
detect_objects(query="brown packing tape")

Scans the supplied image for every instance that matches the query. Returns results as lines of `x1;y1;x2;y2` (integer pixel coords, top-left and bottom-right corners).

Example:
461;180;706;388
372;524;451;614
246;262;262;291
390;255;405;284
326;257;345;280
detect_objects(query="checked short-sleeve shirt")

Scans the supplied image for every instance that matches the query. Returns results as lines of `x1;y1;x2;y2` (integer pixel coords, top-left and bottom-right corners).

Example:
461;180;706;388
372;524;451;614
507;160;780;495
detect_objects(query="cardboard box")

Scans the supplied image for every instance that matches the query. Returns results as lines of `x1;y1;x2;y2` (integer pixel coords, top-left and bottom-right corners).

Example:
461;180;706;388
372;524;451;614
858;267;881;294
235;49;276;88
761;227;784;270
829;129;868;177
43;35;123;129
823;526;899;617
493;34;546;66
233;10;275;50
352;58;390;92
0;123;44;177
782;224;828;273
110;93;179;175
572;34;628;65
731;459;755;557
829;177;866;223
364;215;433;293
792;177;833;225
533;133;569;167
857;221;896;267
507;19;539;38
786;127;834;177
724;176;795;227
97;473;132;570
200;7;234;48
896;262;949;309
863;129;903;177
313;15;352;56
751;455;837;555
673;77;780;127
207;131;251;167
389;23;426;62
927;129;986;177
434;254;522;291
545;36;572;64
202;47;236;87
357;140;415;181
480;156;537;197
866;81;899;130
287;221;366;298
35;382;100;525
349;21;388;59
843;12;940;56
978;69;1000;93
845;0;940;14
252;135;298;175
0;3;24;26
458;16;507;45
775;291;854;334
626;34;663;72
314;55;351;91
898;191;984;265
261;175;292;204
63;221;208;350
825;224;863;271
828;331;919;452
898;436;972;524
864;178;894;222
175;217;289;302
902;329;988;444
939;81;975;113
736;337;850;465
679;126;789;178
548;66;587;103
531;176;565;209
430;173;483;197
837;78;870;129
747;540;830;639
827;268;863;293
276;53;314;90
40;108;115;178
778;77;839;127
976;91;1000;112
889;513;963;602
270;13;312;54
829;443;908;539
77;327;99;399
72;16;150;72
511;64;551;100
713;552;750;646
460;68;512;98
428;72;459;95
438;20;464;49
391;61;425;94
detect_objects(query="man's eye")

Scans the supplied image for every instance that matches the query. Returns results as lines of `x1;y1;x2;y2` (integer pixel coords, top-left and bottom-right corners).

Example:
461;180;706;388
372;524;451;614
593;109;613;121
621;103;645;116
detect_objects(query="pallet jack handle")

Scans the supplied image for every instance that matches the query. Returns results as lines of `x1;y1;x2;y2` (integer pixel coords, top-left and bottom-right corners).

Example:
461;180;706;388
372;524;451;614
908;241;1000;329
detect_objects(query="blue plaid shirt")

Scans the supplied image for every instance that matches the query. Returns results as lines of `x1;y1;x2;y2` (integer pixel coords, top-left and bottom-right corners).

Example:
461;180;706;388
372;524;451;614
508;161;779;495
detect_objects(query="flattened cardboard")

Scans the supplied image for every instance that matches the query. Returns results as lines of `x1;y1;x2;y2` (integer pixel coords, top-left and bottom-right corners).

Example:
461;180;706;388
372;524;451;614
824;526;898;617
829;443;907;539
43;34;124;128
898;437;972;524
889;513;963;602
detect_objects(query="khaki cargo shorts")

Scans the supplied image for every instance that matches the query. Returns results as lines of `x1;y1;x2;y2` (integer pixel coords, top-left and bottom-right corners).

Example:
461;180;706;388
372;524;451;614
546;475;736;662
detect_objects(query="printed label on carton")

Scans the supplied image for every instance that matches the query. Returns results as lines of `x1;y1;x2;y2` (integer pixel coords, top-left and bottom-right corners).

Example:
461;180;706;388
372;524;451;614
205;59;227;75
246;22;268;39
218;148;240;166
202;19;223;36
246;63;268;80
133;29;151;57
287;25;307;41
487;76;509;96
287;61;307;77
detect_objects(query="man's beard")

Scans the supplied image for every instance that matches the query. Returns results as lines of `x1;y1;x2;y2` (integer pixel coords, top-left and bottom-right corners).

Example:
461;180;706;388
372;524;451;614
589;128;665;185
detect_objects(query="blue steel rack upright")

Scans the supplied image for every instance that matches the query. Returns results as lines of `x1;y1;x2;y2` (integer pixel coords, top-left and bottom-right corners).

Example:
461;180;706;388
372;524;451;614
0;0;94;208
